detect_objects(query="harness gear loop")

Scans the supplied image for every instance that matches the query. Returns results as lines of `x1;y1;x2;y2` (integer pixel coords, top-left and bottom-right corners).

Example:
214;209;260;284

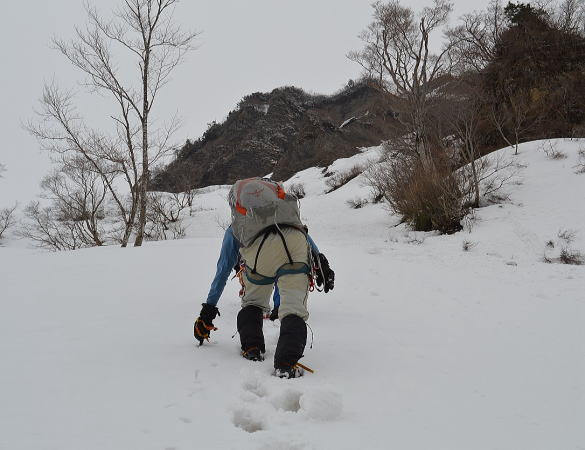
236;263;246;298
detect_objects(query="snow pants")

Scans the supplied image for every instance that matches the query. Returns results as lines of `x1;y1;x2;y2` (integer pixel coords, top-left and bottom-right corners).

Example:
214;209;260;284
239;227;310;321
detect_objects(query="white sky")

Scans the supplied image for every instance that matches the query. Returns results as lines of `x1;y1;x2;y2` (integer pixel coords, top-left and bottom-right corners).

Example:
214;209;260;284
0;0;486;205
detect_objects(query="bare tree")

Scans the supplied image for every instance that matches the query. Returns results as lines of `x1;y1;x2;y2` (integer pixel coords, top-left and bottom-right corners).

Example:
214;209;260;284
29;84;141;247
43;158;109;246
348;0;455;164
0;204;17;240
19;202;85;251
18;156;109;250
144;192;188;240
0;163;17;241
489;86;541;155
447;81;484;207
548;0;585;32
28;0;197;247
446;0;506;73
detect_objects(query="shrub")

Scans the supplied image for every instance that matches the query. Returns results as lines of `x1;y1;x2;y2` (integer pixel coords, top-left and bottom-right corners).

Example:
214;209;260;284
558;229;576;244
346;197;368;209
462;240;476;251
325;165;363;192
367;155;466;234
559;248;584;265
540;141;567;160
144;193;189;241
574;149;585;174
287;183;306;199
543;229;585;265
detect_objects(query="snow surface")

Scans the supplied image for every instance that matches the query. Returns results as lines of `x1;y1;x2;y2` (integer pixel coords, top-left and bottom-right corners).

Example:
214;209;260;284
1;139;584;449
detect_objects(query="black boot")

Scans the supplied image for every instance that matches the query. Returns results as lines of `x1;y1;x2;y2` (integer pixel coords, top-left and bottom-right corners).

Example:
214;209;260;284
274;314;306;376
237;305;265;361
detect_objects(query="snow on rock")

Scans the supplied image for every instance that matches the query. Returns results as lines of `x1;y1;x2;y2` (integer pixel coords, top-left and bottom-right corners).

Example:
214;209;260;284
253;104;270;114
339;117;356;129
1;139;584;450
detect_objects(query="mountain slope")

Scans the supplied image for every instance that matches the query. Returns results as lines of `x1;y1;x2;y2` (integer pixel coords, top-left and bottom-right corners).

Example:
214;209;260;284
152;81;397;192
1;140;583;450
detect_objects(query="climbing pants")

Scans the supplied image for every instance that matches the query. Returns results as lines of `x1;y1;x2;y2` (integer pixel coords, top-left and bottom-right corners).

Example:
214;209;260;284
239;227;310;321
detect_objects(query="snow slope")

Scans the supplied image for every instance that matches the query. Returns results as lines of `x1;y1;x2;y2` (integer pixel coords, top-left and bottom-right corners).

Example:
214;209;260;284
1;139;584;450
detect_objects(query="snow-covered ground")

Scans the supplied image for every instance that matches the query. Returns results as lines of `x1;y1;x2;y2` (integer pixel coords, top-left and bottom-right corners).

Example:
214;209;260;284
1;139;584;450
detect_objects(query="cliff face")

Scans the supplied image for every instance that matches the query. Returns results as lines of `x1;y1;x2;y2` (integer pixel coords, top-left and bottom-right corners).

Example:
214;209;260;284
152;82;398;192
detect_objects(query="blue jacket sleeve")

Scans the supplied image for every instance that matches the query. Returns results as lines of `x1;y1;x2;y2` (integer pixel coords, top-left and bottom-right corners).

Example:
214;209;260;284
206;226;241;306
307;233;320;255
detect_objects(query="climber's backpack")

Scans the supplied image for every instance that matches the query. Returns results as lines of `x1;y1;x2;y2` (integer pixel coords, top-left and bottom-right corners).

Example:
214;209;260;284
229;177;304;247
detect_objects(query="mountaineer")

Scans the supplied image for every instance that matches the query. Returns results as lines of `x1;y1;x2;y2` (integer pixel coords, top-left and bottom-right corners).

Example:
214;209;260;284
194;178;334;378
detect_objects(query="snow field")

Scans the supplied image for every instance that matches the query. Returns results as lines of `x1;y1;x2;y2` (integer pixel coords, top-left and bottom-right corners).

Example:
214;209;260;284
0;139;584;449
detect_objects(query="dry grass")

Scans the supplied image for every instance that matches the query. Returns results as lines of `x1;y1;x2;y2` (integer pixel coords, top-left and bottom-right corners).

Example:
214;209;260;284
346;197;369;209
540;141;567;160
559;248;585;265
462;240;477;251
574;149;585;174
367;155;466;234
543;229;584;265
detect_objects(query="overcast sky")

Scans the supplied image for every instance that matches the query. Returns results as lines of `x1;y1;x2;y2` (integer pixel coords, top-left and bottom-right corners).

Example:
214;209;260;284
0;0;486;205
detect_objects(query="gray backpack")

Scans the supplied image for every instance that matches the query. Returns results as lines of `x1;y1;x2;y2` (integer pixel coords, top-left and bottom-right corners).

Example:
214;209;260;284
229;178;304;247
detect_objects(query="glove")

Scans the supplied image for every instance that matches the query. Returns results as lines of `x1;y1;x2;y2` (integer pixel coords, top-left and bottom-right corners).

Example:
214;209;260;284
315;253;335;293
194;303;220;344
269;307;279;321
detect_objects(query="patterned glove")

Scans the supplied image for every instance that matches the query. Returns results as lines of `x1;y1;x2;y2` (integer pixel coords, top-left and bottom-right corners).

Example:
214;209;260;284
194;303;220;344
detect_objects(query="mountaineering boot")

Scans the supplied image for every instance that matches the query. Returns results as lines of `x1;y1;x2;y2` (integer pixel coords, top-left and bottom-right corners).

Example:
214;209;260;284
237;305;266;361
274;314;307;375
273;365;304;379
241;347;265;361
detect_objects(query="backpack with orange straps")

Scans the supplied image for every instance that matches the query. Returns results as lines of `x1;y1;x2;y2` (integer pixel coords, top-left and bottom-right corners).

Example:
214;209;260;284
229;177;304;247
